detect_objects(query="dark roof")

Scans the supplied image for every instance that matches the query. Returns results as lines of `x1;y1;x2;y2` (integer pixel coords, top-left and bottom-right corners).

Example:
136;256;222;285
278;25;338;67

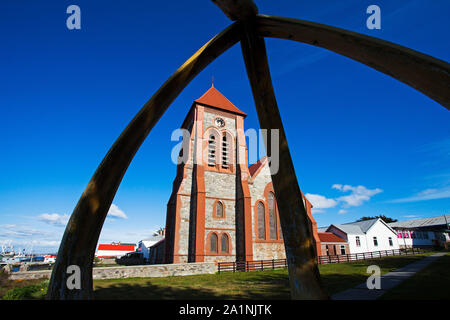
388;215;450;228
342;218;379;233
330;218;396;235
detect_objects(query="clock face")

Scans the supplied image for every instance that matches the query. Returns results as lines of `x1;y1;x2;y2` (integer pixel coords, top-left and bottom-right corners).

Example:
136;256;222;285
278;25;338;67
215;118;225;127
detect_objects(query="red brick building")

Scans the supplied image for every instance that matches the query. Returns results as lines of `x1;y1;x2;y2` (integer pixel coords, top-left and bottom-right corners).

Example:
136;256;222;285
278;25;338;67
318;232;349;256
162;87;322;264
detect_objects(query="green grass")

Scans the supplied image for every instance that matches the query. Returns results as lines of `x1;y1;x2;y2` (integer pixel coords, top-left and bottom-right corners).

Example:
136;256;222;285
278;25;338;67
1;252;441;300
0;269;48;300
380;253;450;300
93;253;432;300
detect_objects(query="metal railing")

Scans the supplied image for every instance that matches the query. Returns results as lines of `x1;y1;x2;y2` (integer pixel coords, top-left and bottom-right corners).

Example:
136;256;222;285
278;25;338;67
317;247;423;265
217;248;424;273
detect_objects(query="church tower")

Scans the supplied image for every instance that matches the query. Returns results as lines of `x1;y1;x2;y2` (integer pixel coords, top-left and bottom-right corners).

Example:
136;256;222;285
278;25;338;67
163;87;322;265
164;86;254;264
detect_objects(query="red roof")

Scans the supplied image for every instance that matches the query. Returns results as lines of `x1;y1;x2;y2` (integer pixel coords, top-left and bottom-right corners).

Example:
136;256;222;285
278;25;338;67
195;86;247;117
248;156;267;177
318;232;346;243
97;244;135;251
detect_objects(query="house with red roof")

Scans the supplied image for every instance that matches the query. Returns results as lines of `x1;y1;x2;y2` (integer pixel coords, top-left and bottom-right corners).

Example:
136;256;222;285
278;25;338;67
95;242;136;258
317;232;349;256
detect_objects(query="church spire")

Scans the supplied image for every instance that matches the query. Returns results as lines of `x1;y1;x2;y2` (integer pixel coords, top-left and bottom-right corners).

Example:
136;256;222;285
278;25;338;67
194;86;247;117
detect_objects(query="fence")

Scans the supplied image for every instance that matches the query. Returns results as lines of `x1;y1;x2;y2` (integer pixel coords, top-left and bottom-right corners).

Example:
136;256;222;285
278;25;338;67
317;247;423;265
217;258;288;273
217;248;424;273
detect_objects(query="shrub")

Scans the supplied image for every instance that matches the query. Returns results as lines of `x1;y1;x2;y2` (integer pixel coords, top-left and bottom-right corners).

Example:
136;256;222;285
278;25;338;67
2;280;48;300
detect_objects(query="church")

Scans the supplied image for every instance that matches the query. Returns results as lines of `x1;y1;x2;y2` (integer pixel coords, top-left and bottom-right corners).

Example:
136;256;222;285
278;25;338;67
161;86;322;264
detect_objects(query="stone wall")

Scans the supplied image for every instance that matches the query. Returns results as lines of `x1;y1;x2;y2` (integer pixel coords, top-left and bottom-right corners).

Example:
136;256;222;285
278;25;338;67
8;262;217;281
253;242;286;261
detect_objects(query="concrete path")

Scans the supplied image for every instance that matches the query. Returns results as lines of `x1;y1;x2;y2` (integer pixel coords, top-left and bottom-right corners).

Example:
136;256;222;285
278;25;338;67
331;252;446;300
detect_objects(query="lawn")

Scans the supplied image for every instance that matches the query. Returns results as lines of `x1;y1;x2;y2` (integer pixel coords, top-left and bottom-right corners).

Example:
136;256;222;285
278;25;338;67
0;252;440;300
93;253;432;300
380;253;450;300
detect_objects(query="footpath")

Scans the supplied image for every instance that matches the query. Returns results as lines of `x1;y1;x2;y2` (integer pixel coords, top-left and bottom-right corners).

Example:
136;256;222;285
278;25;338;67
331;252;446;300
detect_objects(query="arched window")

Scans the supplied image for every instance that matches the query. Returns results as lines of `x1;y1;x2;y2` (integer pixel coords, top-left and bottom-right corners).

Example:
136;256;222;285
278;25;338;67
222;134;229;169
268;192;277;240
220;234;229;253
216;201;224;218
208;134;216;166
257;202;265;240
210;233;218;253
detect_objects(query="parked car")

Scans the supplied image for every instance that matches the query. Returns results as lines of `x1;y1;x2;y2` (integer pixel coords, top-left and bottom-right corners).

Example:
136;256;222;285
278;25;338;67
115;252;146;265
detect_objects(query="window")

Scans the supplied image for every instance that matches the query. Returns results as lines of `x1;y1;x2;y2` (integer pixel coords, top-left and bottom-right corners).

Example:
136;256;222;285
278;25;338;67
222;134;229;169
215;201;224;218
423;232;429;239
397;231;402;239
257;202;265;240
208;135;216;166
210;233;218;253
403;231;410;238
268;192;277;240
388;237;393;246
356;236;361;247
220;234;229;253
373;237;378;247
340;245;346;255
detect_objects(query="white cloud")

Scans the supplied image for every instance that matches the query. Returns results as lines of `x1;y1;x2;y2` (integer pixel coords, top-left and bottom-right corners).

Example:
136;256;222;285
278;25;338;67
0;224;47;238
37;204;128;227
305;184;383;214
389;186;450;203
38;213;70;226
402;215;421;218
0;204;129;253
0;224;62;253
305;193;338;211
333;184;383;207
107;204;128;219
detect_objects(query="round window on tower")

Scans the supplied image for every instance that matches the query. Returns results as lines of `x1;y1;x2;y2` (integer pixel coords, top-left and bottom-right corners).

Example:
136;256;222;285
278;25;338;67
215;117;225;128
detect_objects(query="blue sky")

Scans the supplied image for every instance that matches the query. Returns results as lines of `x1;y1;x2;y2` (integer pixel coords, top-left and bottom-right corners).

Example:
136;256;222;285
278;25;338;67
0;0;449;253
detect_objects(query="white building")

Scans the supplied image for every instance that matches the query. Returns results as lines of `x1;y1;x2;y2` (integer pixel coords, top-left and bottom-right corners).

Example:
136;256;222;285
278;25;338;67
95;243;136;258
326;218;399;254
137;228;165;261
388;215;450;249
